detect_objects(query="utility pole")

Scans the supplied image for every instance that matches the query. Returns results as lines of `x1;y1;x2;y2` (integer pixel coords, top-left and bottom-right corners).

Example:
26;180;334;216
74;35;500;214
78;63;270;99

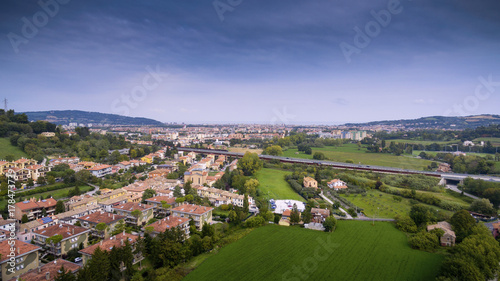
3;98;7;113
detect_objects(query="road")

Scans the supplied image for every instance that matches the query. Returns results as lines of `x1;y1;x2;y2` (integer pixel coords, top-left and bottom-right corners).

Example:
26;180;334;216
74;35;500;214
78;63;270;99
319;192;352;219
177;147;500;183
445;184;479;200
85;183;100;196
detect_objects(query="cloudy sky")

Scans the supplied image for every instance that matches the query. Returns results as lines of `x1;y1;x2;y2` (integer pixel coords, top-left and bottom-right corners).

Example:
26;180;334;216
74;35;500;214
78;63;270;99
1;0;499;124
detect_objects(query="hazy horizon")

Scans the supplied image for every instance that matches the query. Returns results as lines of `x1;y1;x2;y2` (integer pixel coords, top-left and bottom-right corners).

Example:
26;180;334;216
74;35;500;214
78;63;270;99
2;0;500;124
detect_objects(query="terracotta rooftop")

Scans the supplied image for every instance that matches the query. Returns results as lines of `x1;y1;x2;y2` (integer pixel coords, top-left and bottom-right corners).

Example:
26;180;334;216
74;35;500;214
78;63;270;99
11;259;80;281
145;196;176;205
79;232;139;256
0;240;40;264
77;212;126;225
113;202;154;212
146;216;190;233
172;204;213;215
34;223;90;239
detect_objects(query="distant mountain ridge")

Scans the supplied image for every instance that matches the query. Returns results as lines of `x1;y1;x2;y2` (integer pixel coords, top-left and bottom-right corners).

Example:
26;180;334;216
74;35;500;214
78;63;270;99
22;110;164;126
344;114;500;129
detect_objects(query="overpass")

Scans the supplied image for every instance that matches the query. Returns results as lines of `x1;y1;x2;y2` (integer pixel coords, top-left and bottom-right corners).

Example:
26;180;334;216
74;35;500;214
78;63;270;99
177;147;500;184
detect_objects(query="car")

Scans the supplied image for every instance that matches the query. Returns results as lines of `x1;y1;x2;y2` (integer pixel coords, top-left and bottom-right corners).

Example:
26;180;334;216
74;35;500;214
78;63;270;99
74;257;82;263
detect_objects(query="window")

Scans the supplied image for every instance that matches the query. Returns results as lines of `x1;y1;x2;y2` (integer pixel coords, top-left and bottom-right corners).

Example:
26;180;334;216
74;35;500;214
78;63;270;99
16;264;24;270
16;257;24;263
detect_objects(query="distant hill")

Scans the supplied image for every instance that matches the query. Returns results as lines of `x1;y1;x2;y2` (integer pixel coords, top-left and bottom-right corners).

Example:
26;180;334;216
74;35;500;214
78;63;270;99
344;115;500;129
22;110;164;126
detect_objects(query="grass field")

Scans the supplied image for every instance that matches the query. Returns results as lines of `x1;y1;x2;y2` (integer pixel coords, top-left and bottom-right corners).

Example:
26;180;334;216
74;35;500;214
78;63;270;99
339;190;456;219
413;150;494;158
473;137;500;146
184;222;443;281
228;147;264;155
254;168;303;201
282;144;433;170
386;139;458;146
0;138;27;160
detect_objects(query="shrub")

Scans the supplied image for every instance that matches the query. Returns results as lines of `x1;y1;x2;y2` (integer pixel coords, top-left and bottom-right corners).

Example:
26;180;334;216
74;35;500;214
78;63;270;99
408;231;439;252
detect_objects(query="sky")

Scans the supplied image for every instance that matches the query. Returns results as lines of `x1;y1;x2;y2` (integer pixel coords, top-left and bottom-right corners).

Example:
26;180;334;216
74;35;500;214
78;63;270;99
1;0;500;125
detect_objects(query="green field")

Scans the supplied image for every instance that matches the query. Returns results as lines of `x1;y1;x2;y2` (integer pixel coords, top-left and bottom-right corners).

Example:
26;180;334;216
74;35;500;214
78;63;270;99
339;189;457;219
0;137;27;160
386;139;458;146
184;222;443;281
473;137;500;147
413;150;493;158
283;144;433;170
254;168;303;201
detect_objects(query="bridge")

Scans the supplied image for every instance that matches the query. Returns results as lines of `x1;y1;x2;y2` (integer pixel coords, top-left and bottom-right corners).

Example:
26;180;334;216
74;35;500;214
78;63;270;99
178;147;500;184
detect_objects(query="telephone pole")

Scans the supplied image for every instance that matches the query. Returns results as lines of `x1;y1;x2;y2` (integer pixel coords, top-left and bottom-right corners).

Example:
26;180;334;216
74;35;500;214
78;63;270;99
3;98;7;112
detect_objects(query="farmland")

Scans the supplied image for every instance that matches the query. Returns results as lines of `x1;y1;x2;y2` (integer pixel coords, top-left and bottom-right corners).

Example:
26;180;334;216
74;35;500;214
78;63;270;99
228;147;264;155
282;144;433;170
254;168;303;201
338;189;457;219
0;137;27;160
184;222;443;281
473;137;500;146
385;139;458;146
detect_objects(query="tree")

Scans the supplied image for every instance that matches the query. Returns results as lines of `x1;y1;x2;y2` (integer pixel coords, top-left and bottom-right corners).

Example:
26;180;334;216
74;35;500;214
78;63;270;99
313;152;325;160
469;198;496;216
21;214;28;223
74;170;92;184
85;247;110;281
54;265;76;281
41;208;47;217
173;186;183;197
131;210;142;224
237;152;263;176
264;145;283;156
244;179;259;197
289;204;301;224
394;215;417;233
27;178;34;187
243;194;249;213
408;231;439;252
95;222;107;237
323;216;337;232
184;180;192;195
36;176;46;185
409;204;433;227
450;209;476;242
302;209;312;224
47;175;56;185
142;189;156;202
55;200;66;214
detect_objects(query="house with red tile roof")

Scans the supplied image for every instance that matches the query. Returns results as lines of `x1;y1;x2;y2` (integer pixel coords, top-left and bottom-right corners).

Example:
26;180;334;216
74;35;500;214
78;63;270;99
77;211;126;239
112;202;155;226
87;164;112;178
9;259;80;281
144;216;190;238
14;197;58;222
79;232;142;266
33;223;90;257
171;204;213;230
0;240;41;281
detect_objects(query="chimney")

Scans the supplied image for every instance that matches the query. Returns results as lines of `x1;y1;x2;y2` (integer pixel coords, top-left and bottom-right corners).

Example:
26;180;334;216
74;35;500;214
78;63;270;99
72;229;74;234
122;230;125;236
120;239;124;246
113;215;115;220
38;267;41;273
54;260;57;264
17;247;20;255
100;240;103;246
45;272;50;280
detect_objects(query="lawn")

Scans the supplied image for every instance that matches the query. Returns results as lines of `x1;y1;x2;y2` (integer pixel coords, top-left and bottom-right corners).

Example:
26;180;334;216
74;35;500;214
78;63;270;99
339;189;455;219
254;168;303;201
413;150;494;158
184;222;444;281
0;137;27;160
283;144;433;170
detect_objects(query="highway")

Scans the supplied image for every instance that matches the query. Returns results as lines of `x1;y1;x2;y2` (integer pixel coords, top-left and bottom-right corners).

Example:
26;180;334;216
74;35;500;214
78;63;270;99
178;147;500;183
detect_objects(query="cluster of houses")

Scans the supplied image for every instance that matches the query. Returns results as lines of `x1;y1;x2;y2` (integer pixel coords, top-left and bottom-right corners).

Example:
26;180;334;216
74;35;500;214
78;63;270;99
0;158;50;183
